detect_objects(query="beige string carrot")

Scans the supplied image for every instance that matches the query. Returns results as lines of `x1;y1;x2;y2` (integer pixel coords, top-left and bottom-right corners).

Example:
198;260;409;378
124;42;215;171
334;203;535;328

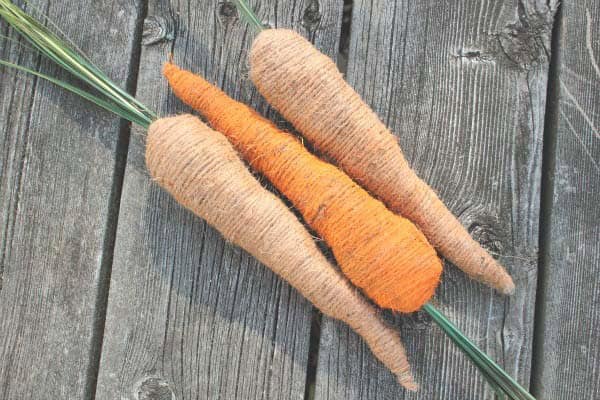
248;29;515;295
146;115;417;389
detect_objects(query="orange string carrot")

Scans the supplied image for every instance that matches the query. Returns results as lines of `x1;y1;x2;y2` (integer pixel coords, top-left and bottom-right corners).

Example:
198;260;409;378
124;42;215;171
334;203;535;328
248;29;515;295
146;114;417;389
164;63;442;313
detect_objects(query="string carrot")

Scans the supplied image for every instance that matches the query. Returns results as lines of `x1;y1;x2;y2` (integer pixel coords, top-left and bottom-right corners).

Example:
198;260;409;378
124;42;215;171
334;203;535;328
0;1;417;389
164;62;442;313
248;29;515;296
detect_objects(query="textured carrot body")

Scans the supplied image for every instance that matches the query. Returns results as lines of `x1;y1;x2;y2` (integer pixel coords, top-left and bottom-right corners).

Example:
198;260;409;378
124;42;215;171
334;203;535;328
164;63;442;313
248;29;515;295
146;114;417;389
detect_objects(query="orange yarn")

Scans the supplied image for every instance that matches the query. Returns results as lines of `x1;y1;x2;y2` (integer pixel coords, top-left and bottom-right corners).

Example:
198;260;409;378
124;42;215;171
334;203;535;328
164;63;442;313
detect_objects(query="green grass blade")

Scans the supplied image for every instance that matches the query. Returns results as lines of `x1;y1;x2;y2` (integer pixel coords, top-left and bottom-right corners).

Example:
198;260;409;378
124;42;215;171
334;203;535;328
233;0;265;31
0;0;156;122
21;0;95;64
423;303;535;400
0;59;150;128
424;303;511;398
0;33;35;51
423;303;524;399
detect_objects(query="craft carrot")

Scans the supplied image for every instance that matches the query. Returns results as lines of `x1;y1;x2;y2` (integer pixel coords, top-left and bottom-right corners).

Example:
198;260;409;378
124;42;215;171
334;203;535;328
164;62;442;313
248;29;515;295
146;115;417;389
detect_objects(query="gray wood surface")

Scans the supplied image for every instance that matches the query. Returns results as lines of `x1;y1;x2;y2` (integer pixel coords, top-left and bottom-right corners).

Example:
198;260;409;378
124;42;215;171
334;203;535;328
533;1;600;398
3;0;600;398
314;1;556;399
0;1;140;399
94;1;343;399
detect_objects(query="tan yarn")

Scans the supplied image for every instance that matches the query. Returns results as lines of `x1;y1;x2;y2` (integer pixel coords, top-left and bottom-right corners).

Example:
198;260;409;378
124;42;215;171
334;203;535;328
145;114;418;390
249;29;515;295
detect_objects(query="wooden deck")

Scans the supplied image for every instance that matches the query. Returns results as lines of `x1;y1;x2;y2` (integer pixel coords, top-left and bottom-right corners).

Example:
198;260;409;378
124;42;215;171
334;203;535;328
0;0;598;399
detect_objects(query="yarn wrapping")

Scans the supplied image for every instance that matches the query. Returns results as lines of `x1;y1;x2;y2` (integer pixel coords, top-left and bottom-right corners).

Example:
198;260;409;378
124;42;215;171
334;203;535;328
249;29;514;295
163;65;442;313
145;114;418;389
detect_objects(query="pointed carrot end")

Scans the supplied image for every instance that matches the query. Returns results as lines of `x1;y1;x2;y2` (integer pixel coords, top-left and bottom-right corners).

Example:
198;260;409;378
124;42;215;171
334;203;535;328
489;265;516;296
476;256;516;296
397;372;419;392
162;60;180;78
498;276;516;296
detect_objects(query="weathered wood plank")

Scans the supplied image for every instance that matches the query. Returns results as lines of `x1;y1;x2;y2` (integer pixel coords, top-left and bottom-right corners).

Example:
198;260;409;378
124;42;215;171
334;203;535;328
0;1;141;398
95;1;343;399
315;1;555;398
533;2;600;398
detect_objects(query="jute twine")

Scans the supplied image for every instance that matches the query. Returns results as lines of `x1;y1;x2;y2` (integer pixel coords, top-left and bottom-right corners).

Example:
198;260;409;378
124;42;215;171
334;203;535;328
145;115;418;390
249;29;515;295
163;63;442;313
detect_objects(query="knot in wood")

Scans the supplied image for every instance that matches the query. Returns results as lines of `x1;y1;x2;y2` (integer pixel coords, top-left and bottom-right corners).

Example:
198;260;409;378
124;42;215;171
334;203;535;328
218;2;238;25
143;16;175;46
468;221;503;256
302;0;322;32
134;377;175;400
495;11;553;70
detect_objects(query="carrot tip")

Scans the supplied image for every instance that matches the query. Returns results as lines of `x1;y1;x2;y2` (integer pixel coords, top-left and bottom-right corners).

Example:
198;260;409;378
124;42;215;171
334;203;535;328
398;375;419;392
494;269;516;296
500;280;516;296
162;61;176;75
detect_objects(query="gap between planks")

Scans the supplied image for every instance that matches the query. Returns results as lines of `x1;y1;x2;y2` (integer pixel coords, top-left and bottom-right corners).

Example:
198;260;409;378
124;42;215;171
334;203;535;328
529;1;562;397
84;1;149;399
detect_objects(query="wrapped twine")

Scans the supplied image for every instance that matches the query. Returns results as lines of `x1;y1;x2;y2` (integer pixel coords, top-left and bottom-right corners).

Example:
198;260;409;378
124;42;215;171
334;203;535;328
163;63;442;313
145;115;418;390
249;29;515;295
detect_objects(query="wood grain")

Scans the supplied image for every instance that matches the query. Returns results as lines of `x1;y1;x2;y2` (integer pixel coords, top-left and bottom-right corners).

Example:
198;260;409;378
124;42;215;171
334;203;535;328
314;1;555;398
532;1;600;398
0;0;140;398
94;1;343;399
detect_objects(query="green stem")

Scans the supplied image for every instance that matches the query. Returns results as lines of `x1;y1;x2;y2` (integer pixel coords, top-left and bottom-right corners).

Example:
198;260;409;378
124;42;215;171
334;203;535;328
233;0;265;31
423;303;535;400
0;0;156;123
0;59;153;128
